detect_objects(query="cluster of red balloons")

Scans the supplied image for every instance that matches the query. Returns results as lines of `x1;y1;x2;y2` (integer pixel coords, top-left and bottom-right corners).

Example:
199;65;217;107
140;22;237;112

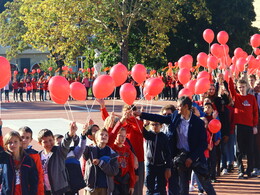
49;76;87;104
0;57;11;89
92;63;164;105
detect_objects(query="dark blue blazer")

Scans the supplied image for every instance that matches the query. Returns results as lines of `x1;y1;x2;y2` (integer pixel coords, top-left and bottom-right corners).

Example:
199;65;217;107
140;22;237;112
141;110;207;163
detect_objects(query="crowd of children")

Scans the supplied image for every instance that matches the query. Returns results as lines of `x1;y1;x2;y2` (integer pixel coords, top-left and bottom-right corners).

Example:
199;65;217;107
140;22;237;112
0;65;260;195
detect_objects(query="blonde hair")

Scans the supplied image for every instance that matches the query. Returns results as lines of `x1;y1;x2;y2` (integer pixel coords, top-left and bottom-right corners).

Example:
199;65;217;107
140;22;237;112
4;131;24;156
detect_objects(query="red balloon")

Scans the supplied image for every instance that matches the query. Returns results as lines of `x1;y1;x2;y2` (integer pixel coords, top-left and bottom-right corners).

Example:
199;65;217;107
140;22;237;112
236;57;247;72
207;56;218;70
185;79;197;94
143;87;153;100
224;70;229;83
120;83;137;105
13;70;18;75
110;63;128;86
178;68;191;85
69;68;73;72
197;71;210;80
131;64;146;84
62;66;68;71
254;48;260;55
210;43;224;58
203;29;214;44
93;75;115;99
234;47;244;58
247;55;256;69
221;44;229;55
217;31;229;44
49;76;70;100
91;67;95;73
37;68;41;73
197;52;208;67
87;68;91;72
0;57;12;88
48;67;53;71
23;68;28;74
178;88;193;99
250;34;260;48
145;78;164;96
70;82;86;101
208;119;222;133
195;78;210;94
178;55;193;69
31;69;36;74
50;93;67;104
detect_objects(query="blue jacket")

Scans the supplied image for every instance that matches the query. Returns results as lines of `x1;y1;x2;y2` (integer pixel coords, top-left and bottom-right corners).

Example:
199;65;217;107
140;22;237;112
0;151;38;195
141;110;207;163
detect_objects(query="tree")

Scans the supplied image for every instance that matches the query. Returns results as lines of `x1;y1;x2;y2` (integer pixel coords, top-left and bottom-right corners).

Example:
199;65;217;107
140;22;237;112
0;0;31;60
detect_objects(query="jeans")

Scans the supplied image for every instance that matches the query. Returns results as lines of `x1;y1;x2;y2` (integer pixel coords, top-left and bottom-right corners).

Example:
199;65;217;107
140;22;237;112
40;89;44;101
4;90;9;101
134;161;144;195
236;124;254;175
178;164;216;195
13;89;18;101
26;90;31;101
32;89;37;101
168;168;179;195
226;134;235;166
145;164;167;195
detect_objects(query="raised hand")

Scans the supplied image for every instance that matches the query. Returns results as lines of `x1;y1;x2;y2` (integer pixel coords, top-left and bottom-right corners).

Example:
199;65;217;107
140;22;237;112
69;121;78;137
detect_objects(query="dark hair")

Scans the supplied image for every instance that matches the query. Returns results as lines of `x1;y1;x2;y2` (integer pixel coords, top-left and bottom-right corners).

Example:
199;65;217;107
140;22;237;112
86;124;99;136
54;134;64;140
161;104;176;114
204;102;213;108
249;74;256;80
38;129;54;142
237;79;247;85
18;126;33;137
178;96;192;110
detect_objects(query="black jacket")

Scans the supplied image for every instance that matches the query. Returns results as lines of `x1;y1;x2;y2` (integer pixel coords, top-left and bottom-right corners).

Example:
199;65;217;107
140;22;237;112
143;129;171;168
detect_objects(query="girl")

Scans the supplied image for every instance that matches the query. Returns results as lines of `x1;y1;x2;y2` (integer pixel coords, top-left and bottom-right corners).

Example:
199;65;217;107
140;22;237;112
0;131;38;194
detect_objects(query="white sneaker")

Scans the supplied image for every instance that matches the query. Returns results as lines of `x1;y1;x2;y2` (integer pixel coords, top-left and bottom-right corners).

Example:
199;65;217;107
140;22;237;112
189;185;197;192
221;168;228;175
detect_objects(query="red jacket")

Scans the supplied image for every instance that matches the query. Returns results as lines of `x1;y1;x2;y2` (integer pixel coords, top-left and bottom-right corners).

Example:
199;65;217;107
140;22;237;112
229;78;258;127
107;122;136;188
100;107;144;162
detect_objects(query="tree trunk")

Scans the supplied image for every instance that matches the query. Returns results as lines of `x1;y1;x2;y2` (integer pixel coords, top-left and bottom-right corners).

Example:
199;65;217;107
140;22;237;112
120;39;129;68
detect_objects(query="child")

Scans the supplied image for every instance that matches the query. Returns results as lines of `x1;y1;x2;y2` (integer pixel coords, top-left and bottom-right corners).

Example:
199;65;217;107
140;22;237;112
18;126;44;195
54;124;88;195
228;76;258;178
12;78;19;102
31;78;38;101
38;122;77;194
143;121;171;195
0;127;38;194
107;113;136;195
203;103;221;182
25;78;32;101
18;79;25;102
83;128;119;195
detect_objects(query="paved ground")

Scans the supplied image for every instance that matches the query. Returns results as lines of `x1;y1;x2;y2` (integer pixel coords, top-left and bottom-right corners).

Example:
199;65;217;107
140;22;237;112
1;99;260;194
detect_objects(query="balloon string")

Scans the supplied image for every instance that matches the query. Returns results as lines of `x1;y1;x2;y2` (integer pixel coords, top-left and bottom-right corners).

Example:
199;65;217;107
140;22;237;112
134;116;143;134
64;104;70;121
84;101;91;121
67;101;75;121
87;99;96;120
209;133;213;148
208;43;211;55
112;88;116;113
149;99;153;113
145;100;148;112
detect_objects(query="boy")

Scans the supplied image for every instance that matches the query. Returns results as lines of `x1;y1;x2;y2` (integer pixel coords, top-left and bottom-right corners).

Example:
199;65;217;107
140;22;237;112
229;77;259;178
38;122;77;194
203;102;221;182
107;114;136;195
83;128;119;195
143;121;171;195
18;126;44;195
